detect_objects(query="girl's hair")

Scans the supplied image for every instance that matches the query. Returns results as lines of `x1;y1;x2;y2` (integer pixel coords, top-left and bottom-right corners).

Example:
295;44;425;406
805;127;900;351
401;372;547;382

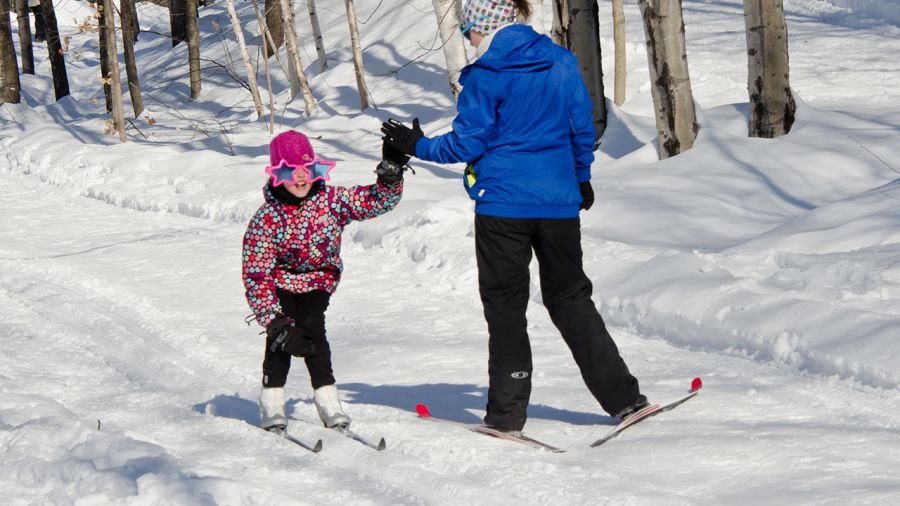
512;0;532;20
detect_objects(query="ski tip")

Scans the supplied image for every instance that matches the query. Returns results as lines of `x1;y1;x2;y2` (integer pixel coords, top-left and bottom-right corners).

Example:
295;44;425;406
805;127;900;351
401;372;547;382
312;439;323;453
376;438;387;451
415;403;431;418
691;377;703;392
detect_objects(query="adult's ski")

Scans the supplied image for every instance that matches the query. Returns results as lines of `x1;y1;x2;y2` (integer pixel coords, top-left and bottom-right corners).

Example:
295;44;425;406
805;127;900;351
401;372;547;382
415;404;566;453
590;377;703;448
266;426;323;453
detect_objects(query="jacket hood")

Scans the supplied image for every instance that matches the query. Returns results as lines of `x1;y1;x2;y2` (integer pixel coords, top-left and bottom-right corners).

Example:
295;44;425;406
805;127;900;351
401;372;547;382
470;25;555;74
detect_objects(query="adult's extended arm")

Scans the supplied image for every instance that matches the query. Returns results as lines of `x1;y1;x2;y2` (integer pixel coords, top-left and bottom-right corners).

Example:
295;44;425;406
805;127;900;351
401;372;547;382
415;70;499;164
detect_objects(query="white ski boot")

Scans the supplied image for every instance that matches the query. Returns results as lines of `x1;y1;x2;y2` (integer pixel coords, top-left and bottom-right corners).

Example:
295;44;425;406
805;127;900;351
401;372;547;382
314;384;351;429
259;387;288;433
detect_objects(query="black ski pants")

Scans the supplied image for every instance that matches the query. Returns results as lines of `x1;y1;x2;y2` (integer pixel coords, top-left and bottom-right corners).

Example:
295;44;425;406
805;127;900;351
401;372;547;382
476;215;642;431
262;289;335;390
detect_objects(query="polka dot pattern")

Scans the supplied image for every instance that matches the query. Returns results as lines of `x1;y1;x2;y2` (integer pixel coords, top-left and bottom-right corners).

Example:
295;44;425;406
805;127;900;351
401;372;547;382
242;180;403;326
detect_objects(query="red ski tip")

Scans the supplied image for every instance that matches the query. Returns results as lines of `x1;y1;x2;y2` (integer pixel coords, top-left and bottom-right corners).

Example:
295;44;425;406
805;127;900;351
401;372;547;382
415;403;432;418
691;377;703;392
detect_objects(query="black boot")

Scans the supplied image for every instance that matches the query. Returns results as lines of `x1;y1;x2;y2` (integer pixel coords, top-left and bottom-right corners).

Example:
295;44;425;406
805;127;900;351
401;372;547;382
614;395;650;421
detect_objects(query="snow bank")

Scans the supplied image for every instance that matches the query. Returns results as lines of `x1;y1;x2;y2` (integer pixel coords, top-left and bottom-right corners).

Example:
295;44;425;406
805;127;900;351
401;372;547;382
790;0;900;26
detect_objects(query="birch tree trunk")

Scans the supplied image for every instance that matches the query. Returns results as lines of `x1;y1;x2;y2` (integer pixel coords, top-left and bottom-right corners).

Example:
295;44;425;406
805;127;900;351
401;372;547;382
344;0;368;110
1;0;21;103
744;0;795;138
280;0;315;114
551;0;569;47
170;0;187;47
612;0;625;106
102;0;126;142
307;0;326;71
15;0;34;75
264;0;283;57
250;0;276;132
281;0;301;100
186;0;201;100
568;0;607;138
40;0;69;100
119;0;143;116
225;0;264;117
432;0;468;99
638;0;699;159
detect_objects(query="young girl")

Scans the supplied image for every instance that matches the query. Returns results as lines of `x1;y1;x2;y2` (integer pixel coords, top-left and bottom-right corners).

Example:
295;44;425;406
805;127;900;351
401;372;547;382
243;130;406;433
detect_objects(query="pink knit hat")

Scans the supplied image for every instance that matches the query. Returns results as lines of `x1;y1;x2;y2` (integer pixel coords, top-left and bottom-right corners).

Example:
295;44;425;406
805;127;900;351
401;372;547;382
266;130;335;186
462;0;517;36
269;130;315;167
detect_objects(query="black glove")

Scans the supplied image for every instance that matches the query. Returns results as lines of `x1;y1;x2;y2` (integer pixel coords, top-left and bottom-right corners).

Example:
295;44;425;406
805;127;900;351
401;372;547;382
375;136;409;186
579;182;594;211
381;118;423;157
266;317;316;357
375;159;404;186
382;135;411;167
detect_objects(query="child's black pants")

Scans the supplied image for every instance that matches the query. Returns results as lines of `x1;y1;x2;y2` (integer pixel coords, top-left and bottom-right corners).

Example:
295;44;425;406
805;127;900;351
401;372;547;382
262;289;334;390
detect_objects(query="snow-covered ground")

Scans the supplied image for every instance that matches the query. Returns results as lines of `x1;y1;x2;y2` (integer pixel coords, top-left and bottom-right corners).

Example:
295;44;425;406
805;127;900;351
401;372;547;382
2;0;899;504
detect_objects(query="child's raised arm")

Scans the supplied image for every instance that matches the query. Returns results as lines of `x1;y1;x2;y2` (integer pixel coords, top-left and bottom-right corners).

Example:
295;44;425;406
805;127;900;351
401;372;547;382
331;179;403;224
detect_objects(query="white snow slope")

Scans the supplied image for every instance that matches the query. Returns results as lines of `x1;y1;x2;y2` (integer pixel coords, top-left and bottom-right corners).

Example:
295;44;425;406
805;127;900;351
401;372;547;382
1;0;899;504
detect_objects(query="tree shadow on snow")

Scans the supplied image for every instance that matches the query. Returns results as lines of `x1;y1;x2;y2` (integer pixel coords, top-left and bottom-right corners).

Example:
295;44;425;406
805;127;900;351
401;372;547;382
339;382;616;426
194;383;616;428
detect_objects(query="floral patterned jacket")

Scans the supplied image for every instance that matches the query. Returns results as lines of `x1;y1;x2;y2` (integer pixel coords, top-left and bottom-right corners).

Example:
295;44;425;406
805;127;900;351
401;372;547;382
242;180;402;327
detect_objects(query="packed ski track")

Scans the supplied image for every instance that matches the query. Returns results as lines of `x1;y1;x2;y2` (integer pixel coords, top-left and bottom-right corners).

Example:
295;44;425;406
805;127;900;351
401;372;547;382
3;167;898;504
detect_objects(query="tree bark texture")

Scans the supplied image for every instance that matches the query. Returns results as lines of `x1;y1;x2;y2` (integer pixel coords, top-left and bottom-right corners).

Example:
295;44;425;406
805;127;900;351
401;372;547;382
612;0;625;106
264;0;283;57
638;0;699;159
98;2;112;112
307;0;326;71
432;0;468;99
39;0;69;100
550;0;569;47
186;0;201;99
568;0;607;139
102;0;126;142
225;0;264;117
250;0;276;132
345;0;368;110
1;0;21;103
119;0;143;116
15;0;33;75
744;0;795;138
170;0;186;47
280;0;315;114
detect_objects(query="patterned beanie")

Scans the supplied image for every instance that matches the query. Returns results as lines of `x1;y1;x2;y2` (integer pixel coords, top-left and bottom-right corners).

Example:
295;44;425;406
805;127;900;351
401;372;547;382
462;0;518;36
269;130;315;167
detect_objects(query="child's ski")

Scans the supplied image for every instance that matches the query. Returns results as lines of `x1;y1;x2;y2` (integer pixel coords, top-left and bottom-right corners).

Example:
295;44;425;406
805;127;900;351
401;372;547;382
332;424;387;451
415;403;566;453
266;426;323;453
590;377;702;448
292;417;386;451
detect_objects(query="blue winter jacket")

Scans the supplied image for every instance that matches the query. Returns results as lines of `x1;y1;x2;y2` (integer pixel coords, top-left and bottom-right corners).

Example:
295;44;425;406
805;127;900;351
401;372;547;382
415;25;596;219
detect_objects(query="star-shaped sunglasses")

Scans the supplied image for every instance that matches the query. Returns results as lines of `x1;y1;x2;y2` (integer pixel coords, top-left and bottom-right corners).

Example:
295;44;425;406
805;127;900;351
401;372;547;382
265;157;336;187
